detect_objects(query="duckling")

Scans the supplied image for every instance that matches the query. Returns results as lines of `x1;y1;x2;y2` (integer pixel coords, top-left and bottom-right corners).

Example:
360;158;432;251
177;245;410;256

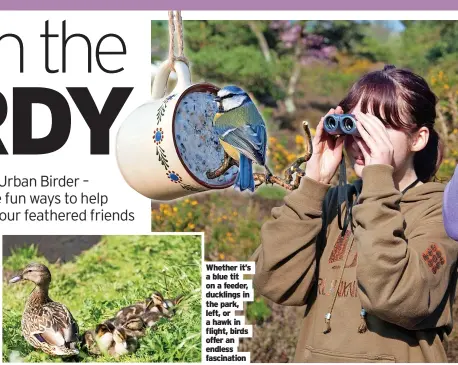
82;330;101;355
95;322;116;352
141;294;184;327
115;291;164;323
161;294;184;316
9;263;79;356
141;310;164;328
122;316;146;337
82;321;117;355
149;293;184;317
107;328;138;358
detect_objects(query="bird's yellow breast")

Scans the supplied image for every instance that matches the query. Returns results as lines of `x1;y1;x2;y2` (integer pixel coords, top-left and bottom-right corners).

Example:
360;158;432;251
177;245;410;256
220;139;239;161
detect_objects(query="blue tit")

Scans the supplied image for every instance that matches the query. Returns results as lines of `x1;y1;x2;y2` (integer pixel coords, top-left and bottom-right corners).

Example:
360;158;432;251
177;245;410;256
213;85;269;192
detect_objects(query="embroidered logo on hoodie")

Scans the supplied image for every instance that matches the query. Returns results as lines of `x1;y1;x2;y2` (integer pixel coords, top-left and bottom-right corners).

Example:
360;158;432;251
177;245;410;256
422;244;446;274
328;229;358;270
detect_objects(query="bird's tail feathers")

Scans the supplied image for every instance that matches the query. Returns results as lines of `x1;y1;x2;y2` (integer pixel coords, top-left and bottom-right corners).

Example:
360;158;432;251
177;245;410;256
235;155;255;192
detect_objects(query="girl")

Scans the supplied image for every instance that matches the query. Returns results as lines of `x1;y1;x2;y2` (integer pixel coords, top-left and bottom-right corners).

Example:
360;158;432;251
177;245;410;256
444;166;458;240
253;65;457;362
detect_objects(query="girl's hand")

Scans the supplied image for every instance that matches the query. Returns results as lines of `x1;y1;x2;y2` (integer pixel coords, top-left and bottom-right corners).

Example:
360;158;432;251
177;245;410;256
354;111;394;166
305;107;345;184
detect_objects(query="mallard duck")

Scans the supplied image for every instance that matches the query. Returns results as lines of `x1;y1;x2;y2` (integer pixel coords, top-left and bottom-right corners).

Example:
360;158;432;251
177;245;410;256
9;263;79;356
107;328;138;358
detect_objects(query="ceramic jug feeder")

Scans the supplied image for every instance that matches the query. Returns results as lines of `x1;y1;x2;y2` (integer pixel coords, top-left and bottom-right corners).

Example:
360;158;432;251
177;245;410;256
116;60;238;200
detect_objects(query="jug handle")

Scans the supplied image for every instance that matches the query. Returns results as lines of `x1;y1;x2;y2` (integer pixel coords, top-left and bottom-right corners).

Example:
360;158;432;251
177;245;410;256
151;60;192;100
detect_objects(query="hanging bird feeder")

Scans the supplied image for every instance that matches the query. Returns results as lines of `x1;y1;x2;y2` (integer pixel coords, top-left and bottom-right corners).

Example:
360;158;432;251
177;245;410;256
117;12;314;201
116;11;238;201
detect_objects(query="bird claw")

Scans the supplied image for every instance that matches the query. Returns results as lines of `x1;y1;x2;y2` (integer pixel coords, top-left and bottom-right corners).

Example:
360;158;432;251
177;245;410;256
206;170;214;179
265;171;274;185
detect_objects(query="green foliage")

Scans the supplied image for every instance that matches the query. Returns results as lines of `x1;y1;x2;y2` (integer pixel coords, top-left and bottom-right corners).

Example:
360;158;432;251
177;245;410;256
3;235;202;363
353;22;400;63
184;21;285;101
4;245;46;272
151;21;168;62
309;20;368;53
246;297;271;324
255;185;287;200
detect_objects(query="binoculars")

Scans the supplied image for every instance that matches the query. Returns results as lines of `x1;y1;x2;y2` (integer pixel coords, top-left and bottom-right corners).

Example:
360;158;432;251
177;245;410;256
323;114;360;137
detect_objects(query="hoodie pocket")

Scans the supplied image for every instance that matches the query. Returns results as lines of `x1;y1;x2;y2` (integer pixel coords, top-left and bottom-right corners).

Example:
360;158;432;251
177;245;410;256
302;345;396;363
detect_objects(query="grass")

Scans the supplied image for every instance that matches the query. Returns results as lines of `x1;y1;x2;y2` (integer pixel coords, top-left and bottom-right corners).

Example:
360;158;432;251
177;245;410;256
2;235;202;363
255;185;287;200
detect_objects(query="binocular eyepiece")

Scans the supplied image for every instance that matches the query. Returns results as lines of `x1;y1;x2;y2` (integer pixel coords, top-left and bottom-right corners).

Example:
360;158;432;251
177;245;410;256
324;114;360;137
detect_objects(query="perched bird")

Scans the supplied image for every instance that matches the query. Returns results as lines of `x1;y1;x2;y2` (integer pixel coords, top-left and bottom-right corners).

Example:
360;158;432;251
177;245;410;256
9;263;79;356
212;85;270;192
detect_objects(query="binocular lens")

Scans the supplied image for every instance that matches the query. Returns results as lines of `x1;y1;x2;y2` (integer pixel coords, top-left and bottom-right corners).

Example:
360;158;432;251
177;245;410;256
342;117;355;131
325;116;337;129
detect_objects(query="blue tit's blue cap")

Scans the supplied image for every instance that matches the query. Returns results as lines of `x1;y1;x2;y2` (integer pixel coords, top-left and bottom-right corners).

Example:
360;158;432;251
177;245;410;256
218;85;246;97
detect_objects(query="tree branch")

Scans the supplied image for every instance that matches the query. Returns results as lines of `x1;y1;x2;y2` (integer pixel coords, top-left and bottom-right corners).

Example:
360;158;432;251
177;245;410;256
253;120;313;190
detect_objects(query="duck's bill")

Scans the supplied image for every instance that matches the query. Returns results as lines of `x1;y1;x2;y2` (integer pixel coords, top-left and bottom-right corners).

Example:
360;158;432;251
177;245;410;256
9;275;22;283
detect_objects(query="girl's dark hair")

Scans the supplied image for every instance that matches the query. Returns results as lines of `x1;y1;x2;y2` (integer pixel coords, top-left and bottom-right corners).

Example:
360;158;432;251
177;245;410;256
339;64;443;182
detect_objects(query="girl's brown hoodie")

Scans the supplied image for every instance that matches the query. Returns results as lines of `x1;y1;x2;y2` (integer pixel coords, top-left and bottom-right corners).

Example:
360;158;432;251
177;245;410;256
253;164;458;363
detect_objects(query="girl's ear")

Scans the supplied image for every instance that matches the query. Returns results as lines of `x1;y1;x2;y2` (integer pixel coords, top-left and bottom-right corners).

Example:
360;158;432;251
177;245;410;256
411;126;430;152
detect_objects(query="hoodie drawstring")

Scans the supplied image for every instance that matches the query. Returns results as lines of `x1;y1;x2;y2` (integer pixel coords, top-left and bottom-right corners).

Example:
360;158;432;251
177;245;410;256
358;308;368;333
323;233;355;334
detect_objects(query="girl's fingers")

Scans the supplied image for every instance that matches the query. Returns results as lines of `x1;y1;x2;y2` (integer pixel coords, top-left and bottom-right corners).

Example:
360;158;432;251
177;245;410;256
334;135;345;153
315;108;335;146
356;112;392;152
335;106;343;114
314;118;325;142
324;108;336;117
354;137;371;161
355;118;377;151
364;113;391;143
360;113;394;154
358;112;390;143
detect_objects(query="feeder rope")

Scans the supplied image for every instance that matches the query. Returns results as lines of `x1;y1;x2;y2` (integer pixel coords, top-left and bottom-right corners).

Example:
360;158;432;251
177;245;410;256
168;10;189;70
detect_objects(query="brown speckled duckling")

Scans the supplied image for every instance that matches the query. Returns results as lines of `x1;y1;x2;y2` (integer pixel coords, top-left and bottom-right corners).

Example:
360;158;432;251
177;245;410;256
107;328;138;358
10;263;79;356
115;292;164;323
